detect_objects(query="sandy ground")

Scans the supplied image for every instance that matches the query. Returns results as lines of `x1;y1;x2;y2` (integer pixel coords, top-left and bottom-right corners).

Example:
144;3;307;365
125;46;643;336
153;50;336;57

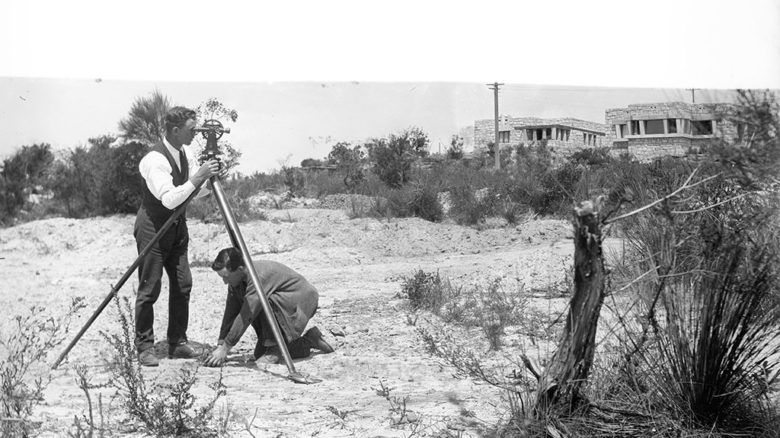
0;203;599;437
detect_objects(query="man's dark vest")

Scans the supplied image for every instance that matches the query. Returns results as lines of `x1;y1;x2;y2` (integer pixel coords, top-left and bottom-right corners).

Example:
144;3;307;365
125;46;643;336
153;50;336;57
139;142;190;227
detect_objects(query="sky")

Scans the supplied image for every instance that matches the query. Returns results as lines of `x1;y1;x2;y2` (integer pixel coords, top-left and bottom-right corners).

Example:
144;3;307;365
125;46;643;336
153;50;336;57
2;0;779;174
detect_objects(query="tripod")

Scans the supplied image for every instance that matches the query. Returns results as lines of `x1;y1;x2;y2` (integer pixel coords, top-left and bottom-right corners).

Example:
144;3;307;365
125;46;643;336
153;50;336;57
53;121;316;384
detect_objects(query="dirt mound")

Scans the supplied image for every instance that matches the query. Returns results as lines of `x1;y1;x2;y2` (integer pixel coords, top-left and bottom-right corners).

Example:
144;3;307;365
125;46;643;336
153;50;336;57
0;216;134;255
319;193;382;211
247;191;321;209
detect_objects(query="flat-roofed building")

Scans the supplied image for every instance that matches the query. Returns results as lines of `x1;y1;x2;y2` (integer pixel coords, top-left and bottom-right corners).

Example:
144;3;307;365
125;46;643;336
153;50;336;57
606;102;739;161
473;116;608;156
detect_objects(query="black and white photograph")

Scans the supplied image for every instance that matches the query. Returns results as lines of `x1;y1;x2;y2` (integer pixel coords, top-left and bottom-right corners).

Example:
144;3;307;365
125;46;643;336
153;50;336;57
2;1;780;436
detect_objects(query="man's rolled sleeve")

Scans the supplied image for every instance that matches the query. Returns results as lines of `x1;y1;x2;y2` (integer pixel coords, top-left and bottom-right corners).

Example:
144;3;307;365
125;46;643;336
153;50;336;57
139;152;198;209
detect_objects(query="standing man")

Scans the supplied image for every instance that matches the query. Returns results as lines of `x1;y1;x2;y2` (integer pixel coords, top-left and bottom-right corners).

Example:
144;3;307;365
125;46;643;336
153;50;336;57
134;106;221;367
203;247;335;367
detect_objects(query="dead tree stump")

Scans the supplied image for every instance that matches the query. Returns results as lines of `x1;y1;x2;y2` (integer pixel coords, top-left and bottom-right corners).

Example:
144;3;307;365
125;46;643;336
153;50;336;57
535;200;607;415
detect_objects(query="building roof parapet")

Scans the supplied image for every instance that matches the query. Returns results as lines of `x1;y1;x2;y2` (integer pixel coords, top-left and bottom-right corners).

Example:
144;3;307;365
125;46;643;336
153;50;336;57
476;116;607;134
605;102;735;119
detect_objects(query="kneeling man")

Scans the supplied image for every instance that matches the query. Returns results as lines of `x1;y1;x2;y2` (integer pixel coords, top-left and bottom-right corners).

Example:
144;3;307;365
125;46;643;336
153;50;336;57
204;247;334;367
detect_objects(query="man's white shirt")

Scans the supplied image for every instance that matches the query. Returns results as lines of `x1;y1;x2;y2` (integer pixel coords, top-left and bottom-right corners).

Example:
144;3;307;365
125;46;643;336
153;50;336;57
138;138;209;210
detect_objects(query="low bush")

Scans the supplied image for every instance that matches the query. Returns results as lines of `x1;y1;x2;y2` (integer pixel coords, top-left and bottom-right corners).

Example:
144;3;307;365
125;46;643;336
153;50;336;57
1;299;86;437
399;269;445;311
101;296;226;436
1;143;54;225
400;270;553;350
407;184;443;223
448;185;497;225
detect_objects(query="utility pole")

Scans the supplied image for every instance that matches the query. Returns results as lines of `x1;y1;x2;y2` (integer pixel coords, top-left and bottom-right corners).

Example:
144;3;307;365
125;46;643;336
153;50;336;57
488;82;503;169
688;88;699;103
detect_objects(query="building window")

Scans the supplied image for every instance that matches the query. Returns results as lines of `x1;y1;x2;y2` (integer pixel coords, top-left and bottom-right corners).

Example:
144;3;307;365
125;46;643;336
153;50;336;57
584;133;596;146
526;129;534;141
499;130;511;143
645;119;665;135
615;124;627;138
667;119;677;134
631;120;642;136
692;120;713;135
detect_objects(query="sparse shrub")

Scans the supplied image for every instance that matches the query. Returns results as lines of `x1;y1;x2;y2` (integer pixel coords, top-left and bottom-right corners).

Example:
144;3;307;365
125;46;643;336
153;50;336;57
281;166;305;197
497;198;527;225
374;380;416;426
478;278;523;350
484;141;514;168
306;168;354;198
439;277;529;350
400;270;548;350
45;137;147;218
407;184;443;222
446;135;464;160
368;127;429;188
528;161;581;216
568;147;613;166
448;184;499;225
365;197;394;219
326;142;367;193
0;143;54;224
399;269;445;311
68;364;106;438
345;195;375;219
103;141;147;214
416;326;542;435
101;296;226;436
379;189;413;219
0;298;86;437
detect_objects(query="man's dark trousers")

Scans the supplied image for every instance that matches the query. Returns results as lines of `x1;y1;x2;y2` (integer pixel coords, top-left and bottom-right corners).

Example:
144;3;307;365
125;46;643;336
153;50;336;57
134;210;192;352
250;310;311;359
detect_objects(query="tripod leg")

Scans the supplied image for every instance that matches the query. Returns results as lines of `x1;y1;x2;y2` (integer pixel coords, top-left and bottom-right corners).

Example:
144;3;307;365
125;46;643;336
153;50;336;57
209;177;298;375
52;183;206;369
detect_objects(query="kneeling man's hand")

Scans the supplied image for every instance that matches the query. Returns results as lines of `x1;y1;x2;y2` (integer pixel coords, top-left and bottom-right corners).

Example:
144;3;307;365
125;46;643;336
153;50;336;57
204;344;229;367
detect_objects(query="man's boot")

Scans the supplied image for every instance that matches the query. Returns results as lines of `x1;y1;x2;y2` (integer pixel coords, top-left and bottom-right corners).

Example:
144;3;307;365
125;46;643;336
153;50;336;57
253;341;266;361
302;327;335;354
168;342;201;359
255;346;281;365
138;349;159;367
